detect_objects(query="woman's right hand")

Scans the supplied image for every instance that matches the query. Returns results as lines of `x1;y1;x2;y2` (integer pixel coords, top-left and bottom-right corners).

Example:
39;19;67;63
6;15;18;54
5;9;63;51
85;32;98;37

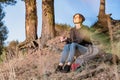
60;36;67;42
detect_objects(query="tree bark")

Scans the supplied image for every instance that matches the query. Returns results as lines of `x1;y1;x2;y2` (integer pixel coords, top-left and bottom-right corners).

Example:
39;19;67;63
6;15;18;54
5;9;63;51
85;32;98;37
98;0;108;31
98;0;105;17
98;0;106;22
41;0;55;46
25;0;38;42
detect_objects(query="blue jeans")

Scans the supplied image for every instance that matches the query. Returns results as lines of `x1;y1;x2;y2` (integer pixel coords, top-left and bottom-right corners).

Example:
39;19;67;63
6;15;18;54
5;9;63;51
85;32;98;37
60;42;88;63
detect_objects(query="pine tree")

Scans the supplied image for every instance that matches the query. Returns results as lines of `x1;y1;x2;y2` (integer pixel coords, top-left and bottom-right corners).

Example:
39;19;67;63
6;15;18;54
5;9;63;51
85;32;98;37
0;5;8;55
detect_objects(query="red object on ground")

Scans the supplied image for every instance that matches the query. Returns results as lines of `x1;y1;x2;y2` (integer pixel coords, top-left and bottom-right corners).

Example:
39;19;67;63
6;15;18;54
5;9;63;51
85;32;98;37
71;63;80;71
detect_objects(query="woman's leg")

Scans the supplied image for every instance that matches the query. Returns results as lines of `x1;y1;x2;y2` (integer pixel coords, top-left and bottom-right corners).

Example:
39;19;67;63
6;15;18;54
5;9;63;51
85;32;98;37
56;44;70;72
61;43;77;73
60;44;70;64
77;44;88;55
67;43;88;63
62;43;88;73
67;42;77;63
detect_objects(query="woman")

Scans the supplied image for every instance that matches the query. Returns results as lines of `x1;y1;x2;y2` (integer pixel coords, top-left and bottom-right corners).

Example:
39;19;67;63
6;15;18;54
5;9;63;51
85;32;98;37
56;13;92;73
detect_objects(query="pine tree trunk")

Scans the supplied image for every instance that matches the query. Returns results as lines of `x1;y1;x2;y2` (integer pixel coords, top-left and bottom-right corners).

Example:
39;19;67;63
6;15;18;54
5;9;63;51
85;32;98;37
41;0;55;46
98;0;108;31
25;0;38;42
98;0;106;22
98;0;105;17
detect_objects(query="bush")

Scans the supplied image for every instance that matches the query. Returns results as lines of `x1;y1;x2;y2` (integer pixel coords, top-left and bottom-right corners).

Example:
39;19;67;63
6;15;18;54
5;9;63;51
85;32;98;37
55;23;71;36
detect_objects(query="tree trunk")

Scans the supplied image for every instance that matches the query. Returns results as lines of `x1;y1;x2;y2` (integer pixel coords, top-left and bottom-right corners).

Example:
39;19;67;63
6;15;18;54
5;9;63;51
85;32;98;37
41;0;55;46
98;0;106;22
98;0;108;31
25;0;38;42
98;0;105;17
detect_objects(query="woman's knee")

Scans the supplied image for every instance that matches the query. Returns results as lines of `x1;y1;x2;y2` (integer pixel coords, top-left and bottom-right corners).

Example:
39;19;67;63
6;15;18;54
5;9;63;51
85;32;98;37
63;44;70;50
70;42;77;47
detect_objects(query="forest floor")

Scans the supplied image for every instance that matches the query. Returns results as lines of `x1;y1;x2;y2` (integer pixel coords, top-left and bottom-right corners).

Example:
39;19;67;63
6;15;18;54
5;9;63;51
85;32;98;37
0;36;120;80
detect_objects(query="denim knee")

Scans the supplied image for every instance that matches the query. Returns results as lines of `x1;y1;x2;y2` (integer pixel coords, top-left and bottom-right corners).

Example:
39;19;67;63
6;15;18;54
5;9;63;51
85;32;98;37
70;42;77;48
63;44;70;50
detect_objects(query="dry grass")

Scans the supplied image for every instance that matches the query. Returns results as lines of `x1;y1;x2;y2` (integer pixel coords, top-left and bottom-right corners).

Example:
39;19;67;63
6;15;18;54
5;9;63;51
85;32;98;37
0;61;17;80
0;48;120;80
0;46;61;80
0;36;120;80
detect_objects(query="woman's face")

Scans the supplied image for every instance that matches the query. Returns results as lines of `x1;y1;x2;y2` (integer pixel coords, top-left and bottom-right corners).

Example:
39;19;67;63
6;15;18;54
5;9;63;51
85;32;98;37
73;14;82;24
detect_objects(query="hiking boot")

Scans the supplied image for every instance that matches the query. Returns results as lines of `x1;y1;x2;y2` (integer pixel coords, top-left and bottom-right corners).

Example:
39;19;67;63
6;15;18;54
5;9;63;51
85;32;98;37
55;65;63;72
62;65;71;73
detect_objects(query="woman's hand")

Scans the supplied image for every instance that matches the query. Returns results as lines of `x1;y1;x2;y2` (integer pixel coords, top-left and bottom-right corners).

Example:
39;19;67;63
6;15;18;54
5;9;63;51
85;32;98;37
60;36;67;42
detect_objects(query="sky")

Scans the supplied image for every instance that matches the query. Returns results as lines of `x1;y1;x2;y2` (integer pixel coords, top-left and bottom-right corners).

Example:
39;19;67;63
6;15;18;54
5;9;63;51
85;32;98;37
3;0;120;43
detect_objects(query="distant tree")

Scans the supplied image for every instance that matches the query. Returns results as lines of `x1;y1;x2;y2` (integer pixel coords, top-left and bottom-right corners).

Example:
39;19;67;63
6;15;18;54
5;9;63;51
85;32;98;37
0;5;8;55
5;40;19;60
8;40;19;50
23;0;38;42
0;0;16;5
41;0;55;46
0;0;17;55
